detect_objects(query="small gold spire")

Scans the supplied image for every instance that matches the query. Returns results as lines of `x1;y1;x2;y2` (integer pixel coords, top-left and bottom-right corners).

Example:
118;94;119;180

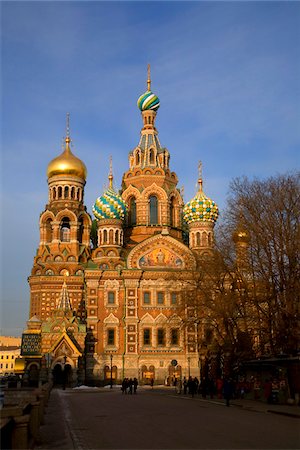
198;161;203;192
147;63;151;91
66;112;70;138
65;113;71;148
108;155;113;189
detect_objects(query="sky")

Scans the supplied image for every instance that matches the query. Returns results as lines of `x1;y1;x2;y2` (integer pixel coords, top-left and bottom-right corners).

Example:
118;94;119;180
1;1;300;337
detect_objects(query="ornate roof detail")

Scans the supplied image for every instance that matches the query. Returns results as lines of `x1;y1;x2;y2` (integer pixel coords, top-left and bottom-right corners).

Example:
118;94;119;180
183;163;219;224
93;159;127;221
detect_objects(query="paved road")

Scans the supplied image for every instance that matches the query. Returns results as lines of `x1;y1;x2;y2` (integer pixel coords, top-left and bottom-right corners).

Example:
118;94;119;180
36;387;300;449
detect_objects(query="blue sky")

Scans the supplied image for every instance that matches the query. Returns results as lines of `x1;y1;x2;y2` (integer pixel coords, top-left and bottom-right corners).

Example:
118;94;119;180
1;1;300;336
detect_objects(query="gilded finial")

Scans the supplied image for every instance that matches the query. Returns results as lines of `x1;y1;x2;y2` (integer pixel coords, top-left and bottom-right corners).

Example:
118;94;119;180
108;155;113;189
147;63;151;91
66;112;70;137
65;112;71;147
198;161;203;192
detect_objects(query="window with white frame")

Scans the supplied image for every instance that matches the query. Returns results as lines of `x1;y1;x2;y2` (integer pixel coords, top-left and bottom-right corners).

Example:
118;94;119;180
143;291;151;305
107;329;115;346
157;328;165;346
157;291;164;305
108;291;115;304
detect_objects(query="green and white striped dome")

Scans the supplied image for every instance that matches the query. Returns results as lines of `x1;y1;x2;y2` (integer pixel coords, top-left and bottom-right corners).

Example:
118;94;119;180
137;90;160;112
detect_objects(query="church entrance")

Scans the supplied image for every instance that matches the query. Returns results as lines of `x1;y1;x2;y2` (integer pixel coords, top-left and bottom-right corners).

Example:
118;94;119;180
53;363;73;387
28;364;39;387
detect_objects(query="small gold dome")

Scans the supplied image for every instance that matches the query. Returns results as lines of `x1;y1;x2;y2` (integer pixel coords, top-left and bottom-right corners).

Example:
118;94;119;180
47;137;87;179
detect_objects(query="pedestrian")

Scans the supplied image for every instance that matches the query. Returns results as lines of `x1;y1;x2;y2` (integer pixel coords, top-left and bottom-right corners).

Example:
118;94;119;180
223;378;233;407
150;378;154;389
216;378;223;399
183;377;188;395
128;378;133;394
121;377;128;394
133;377;138;394
177;378;182;394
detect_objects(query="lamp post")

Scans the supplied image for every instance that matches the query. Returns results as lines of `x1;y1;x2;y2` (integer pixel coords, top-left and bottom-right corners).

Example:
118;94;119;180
187;356;191;378
110;353;113;389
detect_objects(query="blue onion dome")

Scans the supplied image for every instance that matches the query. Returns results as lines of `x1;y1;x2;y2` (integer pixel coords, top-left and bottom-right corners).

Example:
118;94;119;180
93;187;127;220
183;179;219;224
137;90;160;112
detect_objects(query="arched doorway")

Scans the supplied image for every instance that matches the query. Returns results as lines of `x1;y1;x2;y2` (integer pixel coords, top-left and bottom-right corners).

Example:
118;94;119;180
168;365;182;386
104;365;117;384
28;363;40;387
52;363;73;387
141;365;155;384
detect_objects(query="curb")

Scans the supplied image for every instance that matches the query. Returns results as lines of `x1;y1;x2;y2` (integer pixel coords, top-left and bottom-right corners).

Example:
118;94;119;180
267;409;300;419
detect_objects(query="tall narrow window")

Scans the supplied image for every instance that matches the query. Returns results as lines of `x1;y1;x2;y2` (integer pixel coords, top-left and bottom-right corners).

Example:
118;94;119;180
129;197;136;226
60;217;70;242
157;328;165;346
171;292;177;305
143;292;151;304
157;292;164;304
45;218;53;243
107;329;115;345
143;328;151;345
149;148;155;164
171;329;179;345
108;291;115;304
149;195;158;225
170;198;176;227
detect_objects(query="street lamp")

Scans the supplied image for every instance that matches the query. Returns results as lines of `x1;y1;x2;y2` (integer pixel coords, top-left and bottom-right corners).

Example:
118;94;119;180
187;357;191;378
110;353;113;389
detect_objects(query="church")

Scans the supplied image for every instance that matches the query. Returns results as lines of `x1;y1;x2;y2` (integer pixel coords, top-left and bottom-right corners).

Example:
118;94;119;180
20;68;220;386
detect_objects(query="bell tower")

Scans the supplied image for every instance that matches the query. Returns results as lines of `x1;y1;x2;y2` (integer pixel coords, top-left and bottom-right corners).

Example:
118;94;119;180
28;115;92;321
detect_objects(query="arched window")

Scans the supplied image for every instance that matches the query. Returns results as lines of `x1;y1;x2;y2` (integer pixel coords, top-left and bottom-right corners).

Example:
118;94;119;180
78;218;84;243
109;229;114;244
71;187;75;199
53;188;57;200
136;151;140;165
149;149;155;165
64;186;69;199
60;217;70;242
129;197;136;226
45;218;53;243
103;229;108;244
170;197;176;227
196;232;201;246
149;195;158;225
58;186;62;198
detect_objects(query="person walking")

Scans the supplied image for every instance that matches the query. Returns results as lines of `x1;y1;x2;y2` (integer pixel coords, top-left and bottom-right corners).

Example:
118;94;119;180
150;378;154;389
133;377;138;394
183;377;188;395
223;378;233;407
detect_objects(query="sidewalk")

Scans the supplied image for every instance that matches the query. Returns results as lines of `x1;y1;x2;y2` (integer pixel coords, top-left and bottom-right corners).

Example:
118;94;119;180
155;385;300;418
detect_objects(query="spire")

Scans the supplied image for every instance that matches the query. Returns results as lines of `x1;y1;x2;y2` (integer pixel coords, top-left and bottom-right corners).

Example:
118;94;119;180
65;112;71;150
108;155;113;189
57;279;72;311
198;161;203;193
147;63;151;91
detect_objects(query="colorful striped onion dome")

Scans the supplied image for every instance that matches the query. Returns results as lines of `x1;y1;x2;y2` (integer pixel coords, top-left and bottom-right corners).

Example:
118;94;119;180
183;180;219;224
137;90;160;112
93;187;127;221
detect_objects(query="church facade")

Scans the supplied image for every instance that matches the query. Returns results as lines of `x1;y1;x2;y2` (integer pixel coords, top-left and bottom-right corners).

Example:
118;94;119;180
21;69;220;386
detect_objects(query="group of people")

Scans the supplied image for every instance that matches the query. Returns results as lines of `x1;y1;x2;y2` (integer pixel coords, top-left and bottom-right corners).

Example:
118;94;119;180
174;376;235;406
121;377;138;394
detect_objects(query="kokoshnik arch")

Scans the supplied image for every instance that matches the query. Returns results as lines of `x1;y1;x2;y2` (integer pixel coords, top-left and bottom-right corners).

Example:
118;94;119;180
19;67;221;386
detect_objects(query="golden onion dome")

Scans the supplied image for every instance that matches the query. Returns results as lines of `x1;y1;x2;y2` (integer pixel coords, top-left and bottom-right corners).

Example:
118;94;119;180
47;136;87;180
